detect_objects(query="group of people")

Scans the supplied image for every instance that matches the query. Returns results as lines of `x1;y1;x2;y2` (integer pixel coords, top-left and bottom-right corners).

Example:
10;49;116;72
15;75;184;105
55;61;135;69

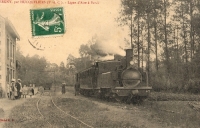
6;79;34;100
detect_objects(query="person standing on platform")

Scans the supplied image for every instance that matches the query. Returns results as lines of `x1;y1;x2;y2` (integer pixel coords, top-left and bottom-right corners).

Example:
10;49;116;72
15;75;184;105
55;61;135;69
22;85;28;98
6;82;10;99
74;82;80;96
18;79;22;98
29;85;33;98
62;83;66;94
15;79;22;99
31;86;34;95
14;82;18;99
10;79;15;100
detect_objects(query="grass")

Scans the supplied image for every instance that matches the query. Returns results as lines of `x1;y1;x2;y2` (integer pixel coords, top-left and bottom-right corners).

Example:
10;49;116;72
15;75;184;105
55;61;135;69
148;91;200;101
55;97;143;128
58;87;200;127
65;86;200;101
4;98;46;128
144;91;200;127
63;86;200;128
143;100;200;128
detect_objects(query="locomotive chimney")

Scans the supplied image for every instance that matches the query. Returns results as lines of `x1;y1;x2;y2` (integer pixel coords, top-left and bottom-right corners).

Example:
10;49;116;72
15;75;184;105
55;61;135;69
125;49;133;68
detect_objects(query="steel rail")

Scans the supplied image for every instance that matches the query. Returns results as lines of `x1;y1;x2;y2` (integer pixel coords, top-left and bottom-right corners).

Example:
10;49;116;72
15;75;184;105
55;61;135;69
50;92;94;128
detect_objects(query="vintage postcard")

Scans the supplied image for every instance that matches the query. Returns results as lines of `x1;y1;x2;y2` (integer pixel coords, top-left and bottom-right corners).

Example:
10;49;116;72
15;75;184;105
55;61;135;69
0;0;200;128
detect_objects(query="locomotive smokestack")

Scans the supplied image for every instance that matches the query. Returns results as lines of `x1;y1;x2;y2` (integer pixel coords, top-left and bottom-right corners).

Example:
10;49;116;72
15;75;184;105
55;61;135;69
126;49;133;68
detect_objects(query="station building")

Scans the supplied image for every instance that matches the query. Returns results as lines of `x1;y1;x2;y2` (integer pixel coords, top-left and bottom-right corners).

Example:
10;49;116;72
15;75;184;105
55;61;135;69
0;15;20;97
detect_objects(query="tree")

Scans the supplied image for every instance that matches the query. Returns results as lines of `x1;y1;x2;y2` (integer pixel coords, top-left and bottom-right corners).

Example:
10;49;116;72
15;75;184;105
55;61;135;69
79;44;91;57
16;47;56;85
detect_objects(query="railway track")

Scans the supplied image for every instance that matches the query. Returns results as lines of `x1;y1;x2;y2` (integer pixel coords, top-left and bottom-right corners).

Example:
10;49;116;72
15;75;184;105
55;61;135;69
36;90;94;128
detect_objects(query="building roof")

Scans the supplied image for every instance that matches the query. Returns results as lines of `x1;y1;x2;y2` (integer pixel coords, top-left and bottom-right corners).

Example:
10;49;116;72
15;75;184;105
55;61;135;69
4;17;20;40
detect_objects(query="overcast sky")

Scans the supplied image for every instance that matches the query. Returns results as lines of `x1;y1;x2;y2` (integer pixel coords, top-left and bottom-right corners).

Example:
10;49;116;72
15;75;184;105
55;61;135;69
0;0;129;65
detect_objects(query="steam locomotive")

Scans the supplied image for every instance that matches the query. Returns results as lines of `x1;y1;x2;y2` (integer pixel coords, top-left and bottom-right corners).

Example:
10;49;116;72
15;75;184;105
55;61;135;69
76;49;152;103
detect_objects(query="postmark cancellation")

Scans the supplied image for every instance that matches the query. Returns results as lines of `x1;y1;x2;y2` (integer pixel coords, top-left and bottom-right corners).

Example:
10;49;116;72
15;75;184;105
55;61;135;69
30;7;65;37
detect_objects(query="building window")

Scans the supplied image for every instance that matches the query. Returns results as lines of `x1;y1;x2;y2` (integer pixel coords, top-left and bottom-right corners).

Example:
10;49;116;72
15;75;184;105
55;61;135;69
0;75;1;79
7;68;9;82
10;40;12;58
7;38;9;59
13;45;15;61
13;70;15;79
10;69;12;80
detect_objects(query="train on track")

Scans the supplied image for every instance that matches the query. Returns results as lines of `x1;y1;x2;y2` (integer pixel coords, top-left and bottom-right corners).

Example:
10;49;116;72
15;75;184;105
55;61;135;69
75;49;152;103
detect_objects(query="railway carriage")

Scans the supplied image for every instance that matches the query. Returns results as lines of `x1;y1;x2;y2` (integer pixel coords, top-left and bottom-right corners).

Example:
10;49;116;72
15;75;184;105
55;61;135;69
76;49;152;103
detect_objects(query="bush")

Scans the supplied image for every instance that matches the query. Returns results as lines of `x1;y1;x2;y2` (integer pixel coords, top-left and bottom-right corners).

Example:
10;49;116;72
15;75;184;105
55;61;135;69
150;69;185;92
184;79;200;94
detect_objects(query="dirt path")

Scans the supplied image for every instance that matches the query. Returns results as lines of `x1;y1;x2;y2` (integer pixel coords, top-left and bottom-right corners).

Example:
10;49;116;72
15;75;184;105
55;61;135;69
0;96;36;128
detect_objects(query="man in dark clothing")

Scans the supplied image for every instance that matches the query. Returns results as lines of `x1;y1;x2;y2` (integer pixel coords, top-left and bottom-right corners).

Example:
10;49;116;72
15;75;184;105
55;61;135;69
62;83;66;94
74;82;80;96
15;79;22;99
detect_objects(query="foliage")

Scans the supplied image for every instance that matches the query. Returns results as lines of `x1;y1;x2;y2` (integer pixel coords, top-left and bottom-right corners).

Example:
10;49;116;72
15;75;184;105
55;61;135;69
16;48;67;86
116;0;200;94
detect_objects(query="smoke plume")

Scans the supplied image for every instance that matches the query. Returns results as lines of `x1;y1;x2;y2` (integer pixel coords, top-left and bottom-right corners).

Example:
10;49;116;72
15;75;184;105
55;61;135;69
89;34;126;61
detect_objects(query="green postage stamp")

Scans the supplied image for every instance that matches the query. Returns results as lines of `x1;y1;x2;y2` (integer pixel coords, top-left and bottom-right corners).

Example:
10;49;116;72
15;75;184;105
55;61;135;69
30;7;65;37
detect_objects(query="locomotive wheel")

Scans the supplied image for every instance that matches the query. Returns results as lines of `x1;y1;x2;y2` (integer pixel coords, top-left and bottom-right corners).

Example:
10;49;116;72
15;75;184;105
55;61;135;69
100;92;106;100
84;90;87;96
79;89;84;95
132;96;144;104
113;93;123;102
83;89;94;97
126;93;133;104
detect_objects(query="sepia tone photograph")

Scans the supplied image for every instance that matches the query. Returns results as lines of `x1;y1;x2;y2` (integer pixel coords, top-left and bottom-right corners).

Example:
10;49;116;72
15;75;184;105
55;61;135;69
0;0;200;127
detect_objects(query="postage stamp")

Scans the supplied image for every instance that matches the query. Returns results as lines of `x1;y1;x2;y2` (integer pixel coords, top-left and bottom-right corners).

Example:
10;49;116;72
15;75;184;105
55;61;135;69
30;7;65;37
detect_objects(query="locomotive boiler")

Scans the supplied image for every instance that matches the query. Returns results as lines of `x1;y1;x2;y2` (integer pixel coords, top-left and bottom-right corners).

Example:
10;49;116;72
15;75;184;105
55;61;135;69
76;49;152;103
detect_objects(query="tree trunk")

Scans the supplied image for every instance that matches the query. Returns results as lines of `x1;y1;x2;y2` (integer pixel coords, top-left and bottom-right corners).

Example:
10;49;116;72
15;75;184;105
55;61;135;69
147;12;150;76
176;25;179;74
190;0;193;59
164;0;169;74
131;13;133;49
137;10;140;68
154;9;158;71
